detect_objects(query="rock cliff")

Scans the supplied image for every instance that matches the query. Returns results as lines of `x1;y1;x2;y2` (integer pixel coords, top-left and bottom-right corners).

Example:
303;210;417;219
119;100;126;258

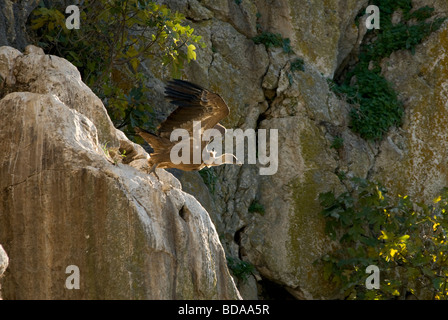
153;0;448;299
0;45;240;299
0;0;39;50
0;245;8;299
2;0;448;300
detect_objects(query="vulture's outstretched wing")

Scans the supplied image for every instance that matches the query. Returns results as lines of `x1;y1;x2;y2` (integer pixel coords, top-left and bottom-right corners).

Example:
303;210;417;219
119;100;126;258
158;79;229;139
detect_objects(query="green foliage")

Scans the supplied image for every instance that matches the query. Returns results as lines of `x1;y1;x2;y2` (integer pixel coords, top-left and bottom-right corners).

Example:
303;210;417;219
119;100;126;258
282;38;292;54
199;167;218;195
363;13;445;59
330;136;344;150
290;58;305;73
333;2;445;141
406;6;435;22
252;31;291;53
101;142;111;158
318;177;448;300
227;257;255;282
248;200;265;215
333;65;404;141
336;170;347;182
28;0;205;141
287;58;305;85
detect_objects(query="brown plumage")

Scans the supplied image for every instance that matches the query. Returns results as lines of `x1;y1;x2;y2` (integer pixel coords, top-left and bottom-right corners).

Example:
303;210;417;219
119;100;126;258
135;79;239;177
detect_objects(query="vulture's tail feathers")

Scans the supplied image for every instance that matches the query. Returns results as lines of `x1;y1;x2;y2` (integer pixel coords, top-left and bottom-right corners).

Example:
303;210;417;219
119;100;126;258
135;127;164;151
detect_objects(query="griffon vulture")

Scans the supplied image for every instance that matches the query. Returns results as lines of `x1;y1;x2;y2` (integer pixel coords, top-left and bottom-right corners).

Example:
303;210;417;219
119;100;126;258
135;79;239;177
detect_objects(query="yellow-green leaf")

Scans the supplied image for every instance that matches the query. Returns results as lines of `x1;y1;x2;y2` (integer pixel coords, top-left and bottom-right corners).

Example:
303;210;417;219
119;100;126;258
126;45;138;58
390;248;397;257
130;58;139;72
31;18;47;30
187;44;196;62
377;187;384;200
378;230;388;240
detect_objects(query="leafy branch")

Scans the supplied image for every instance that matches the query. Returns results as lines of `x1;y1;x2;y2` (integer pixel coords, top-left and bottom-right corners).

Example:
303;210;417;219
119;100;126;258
318;178;448;300
28;0;206;140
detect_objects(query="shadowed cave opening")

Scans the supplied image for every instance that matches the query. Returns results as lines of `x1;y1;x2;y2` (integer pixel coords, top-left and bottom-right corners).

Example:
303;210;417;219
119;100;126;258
258;277;297;300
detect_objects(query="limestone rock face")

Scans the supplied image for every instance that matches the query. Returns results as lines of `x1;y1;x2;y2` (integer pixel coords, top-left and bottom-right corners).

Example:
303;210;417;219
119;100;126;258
4;0;448;301
0;0;39;50
0;245;7;300
142;0;374;299
0;246;8;277
0;46;240;300
370;21;448;201
0;45;118;145
146;0;448;299
255;0;368;77
141;0;374;299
